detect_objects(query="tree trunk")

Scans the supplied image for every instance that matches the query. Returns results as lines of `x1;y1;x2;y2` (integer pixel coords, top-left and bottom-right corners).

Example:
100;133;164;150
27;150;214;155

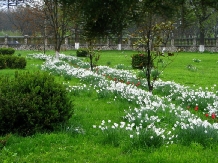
199;21;205;52
117;33;122;50
90;52;93;71
75;24;80;49
55;50;60;60
89;41;94;71
146;49;153;92
146;30;153;92
199;22;205;45
55;38;60;60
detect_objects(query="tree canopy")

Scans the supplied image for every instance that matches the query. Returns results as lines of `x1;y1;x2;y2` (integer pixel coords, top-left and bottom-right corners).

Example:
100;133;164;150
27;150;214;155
80;0;135;40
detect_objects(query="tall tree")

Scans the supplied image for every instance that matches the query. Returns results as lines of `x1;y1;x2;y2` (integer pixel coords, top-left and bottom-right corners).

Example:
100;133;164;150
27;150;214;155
175;0;196;37
81;0;135;48
5;5;44;36
43;0;75;59
187;0;217;47
131;0;181;92
67;0;85;50
77;0;181;90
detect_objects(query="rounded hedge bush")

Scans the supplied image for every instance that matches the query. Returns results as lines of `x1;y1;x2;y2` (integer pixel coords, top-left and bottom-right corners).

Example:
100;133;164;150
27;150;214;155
131;54;153;69
132;54;148;69
0;71;74;136
76;48;88;57
0;55;26;69
0;47;15;55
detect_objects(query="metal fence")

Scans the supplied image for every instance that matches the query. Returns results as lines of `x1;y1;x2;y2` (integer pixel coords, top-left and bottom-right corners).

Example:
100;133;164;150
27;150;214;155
0;35;218;50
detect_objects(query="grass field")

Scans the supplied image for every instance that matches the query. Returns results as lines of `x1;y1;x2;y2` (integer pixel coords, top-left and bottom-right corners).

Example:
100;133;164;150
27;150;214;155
1;50;218;163
101;50;218;89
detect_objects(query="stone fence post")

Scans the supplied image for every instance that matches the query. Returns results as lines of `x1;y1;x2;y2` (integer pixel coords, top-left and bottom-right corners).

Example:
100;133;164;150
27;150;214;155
43;36;47;46
216;35;218;47
24;35;28;45
128;37;131;49
171;37;174;47
4;35;8;45
65;36;68;45
107;37;110;46
193;36;197;46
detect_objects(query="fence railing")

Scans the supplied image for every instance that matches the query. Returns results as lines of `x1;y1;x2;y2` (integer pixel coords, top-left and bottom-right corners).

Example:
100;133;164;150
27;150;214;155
1;35;218;49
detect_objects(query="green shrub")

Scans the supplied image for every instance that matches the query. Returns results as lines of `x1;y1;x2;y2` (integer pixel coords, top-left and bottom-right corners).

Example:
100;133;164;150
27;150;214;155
136;70;146;79
131;54;152;69
0;47;15;55
0;56;26;69
0;71;74;136
76;48;88;57
0;56;6;69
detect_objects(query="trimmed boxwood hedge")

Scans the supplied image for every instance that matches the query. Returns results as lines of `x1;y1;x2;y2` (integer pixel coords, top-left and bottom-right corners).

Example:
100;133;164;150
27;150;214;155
0;71;74;136
76;48;88;57
132;54;148;69
0;55;26;69
0;47;15;55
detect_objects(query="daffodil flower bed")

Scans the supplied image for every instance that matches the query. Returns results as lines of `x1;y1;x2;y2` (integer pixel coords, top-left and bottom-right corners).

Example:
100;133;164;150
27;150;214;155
27;53;218;148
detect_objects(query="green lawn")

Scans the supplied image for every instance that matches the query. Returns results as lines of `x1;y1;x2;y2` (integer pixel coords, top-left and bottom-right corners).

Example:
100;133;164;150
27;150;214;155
161;52;218;89
98;50;218;89
1;50;218;163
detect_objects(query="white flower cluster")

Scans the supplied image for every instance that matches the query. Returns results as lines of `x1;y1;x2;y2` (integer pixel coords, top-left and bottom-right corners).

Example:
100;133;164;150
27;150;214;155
28;53;218;145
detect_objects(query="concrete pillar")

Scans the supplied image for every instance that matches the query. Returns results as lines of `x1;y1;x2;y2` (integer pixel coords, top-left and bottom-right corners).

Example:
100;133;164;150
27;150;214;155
128;37;131;48
199;45;204;52
65;36;68;45
107;37;110;46
4;35;8;45
44;36;48;46
171;38;174;47
118;44;121;50
216;35;218;47
24;35;28;45
75;43;80;49
171;33;174;47
193;36;197;46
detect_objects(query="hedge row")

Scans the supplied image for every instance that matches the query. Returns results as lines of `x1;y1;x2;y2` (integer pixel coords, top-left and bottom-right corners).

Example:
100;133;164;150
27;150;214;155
0;47;15;55
0;55;26;69
132;54;149;69
76;48;88;57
